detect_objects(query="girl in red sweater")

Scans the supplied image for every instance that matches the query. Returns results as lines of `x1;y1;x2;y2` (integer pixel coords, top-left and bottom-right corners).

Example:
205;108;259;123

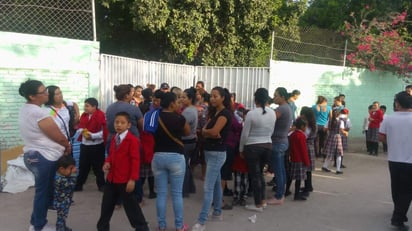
367;101;384;155
287;117;310;201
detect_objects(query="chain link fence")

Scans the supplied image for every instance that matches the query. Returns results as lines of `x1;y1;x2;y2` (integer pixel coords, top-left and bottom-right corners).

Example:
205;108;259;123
273;27;354;66
0;0;94;40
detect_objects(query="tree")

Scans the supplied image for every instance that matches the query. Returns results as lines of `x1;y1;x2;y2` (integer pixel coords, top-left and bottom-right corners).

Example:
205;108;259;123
96;0;305;66
301;0;412;31
343;8;412;79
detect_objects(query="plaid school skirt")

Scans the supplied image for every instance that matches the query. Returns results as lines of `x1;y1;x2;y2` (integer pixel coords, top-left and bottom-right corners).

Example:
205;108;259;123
140;163;153;177
289;162;307;180
323;133;343;160
307;142;316;171
366;127;379;142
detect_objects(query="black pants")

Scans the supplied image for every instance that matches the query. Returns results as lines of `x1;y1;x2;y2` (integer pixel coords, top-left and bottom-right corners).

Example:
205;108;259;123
389;161;412;225
370;142;379;155
97;183;149;231
221;145;235;181
183;142;196;196
76;143;105;189
315;125;327;157
244;144;271;205
365;131;372;152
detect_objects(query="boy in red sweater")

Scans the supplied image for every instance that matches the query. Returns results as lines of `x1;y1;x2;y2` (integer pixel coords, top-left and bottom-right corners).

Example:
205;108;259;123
287;117;311;201
97;112;149;231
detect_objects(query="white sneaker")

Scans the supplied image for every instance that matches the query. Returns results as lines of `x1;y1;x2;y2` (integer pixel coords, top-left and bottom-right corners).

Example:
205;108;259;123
245;204;264;212
29;224;55;231
191;223;205;231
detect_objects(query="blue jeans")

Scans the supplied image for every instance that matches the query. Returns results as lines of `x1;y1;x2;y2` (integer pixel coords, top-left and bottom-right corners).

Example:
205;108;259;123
152;152;186;230
272;143;288;199
198;150;226;224
23;150;57;231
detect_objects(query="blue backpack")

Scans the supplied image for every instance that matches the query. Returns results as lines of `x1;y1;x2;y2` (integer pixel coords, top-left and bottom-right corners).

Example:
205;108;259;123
143;108;161;134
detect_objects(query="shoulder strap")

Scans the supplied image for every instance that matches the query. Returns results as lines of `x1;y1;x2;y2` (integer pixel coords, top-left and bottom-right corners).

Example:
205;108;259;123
158;118;184;147
48;106;71;140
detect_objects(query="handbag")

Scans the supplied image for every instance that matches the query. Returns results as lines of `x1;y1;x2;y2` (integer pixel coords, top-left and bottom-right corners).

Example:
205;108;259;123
158;118;184;147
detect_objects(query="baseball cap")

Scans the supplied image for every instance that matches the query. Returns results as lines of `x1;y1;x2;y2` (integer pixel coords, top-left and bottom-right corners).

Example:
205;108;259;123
160;83;170;89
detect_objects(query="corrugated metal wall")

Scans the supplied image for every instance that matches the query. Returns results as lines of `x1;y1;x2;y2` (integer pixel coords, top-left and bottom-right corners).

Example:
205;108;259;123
196;66;270;109
100;54;270;110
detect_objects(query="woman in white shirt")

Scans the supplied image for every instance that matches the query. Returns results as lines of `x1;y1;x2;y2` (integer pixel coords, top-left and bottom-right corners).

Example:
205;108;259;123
239;88;276;212
18;80;71;231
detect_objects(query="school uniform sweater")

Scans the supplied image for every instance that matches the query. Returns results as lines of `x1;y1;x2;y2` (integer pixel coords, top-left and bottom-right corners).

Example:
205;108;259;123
369;109;383;128
289;130;310;167
105;131;140;183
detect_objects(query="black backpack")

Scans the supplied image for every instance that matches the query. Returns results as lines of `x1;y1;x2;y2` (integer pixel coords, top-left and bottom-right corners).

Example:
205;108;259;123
64;101;76;137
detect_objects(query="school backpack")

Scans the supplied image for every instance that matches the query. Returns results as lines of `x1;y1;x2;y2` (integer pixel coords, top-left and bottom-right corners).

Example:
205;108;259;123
64;101;76;137
143;108;161;134
141;107;160;164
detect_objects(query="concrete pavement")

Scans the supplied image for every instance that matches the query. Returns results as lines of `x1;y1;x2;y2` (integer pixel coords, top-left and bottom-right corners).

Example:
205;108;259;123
0;148;408;231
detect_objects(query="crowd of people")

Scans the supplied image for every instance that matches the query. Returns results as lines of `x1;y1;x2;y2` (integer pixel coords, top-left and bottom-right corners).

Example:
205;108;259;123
17;79;412;231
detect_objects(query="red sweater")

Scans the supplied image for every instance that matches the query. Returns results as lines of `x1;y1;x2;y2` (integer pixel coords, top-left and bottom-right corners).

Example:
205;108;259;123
105;132;140;183
289;130;310;167
369;109;383;128
77;109;108;143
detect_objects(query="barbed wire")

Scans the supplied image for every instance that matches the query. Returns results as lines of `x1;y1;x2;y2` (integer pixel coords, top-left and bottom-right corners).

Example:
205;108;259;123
0;0;93;40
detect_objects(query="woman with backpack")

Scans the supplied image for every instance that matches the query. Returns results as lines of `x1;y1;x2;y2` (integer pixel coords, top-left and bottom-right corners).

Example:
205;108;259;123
45;85;80;140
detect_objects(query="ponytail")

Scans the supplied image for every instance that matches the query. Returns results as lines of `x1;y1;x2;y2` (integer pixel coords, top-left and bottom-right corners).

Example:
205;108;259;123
254;88;269;114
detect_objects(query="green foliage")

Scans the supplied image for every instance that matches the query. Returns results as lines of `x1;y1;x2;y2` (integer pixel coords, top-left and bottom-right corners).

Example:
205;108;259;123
96;0;302;66
343;10;412;78
301;0;412;31
131;0;170;33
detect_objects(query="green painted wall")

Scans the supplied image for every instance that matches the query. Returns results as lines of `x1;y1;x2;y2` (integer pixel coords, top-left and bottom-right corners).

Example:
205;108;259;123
269;60;406;138
0;32;406;150
0;32;99;150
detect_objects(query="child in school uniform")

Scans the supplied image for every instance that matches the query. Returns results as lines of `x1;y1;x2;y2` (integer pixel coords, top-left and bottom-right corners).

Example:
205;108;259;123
54;155;77;231
231;150;249;206
336;108;351;168
299;106;317;195
322;109;348;174
287;117;311;201
75;97;107;192
97;112;149;231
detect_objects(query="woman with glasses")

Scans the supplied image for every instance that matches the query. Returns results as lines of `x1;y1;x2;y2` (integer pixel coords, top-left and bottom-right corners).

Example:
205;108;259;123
18;79;71;231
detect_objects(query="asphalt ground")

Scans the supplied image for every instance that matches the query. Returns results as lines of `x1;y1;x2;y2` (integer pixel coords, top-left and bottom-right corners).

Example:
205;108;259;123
0;142;408;231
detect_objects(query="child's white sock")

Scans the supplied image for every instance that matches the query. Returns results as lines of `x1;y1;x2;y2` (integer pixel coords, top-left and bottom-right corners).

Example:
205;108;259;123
322;160;329;169
336;156;342;172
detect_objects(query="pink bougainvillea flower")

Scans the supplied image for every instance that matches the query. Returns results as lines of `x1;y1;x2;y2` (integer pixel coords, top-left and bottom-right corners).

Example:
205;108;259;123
389;53;400;65
344;10;411;78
